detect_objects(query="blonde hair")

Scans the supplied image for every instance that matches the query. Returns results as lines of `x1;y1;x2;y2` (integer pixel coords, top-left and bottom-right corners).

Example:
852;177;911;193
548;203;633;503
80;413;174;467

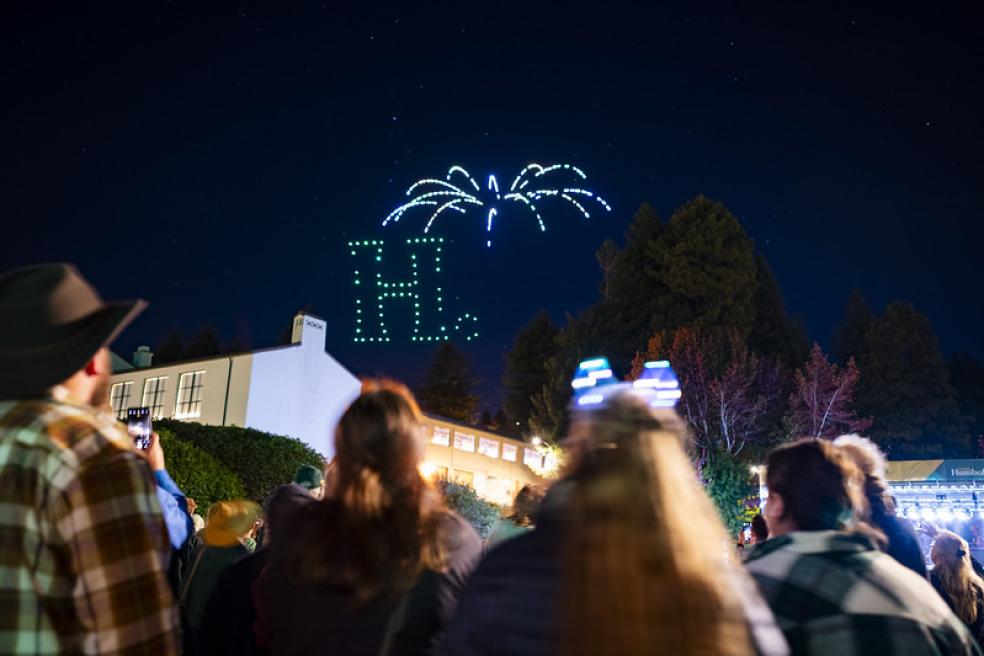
833;434;887;480
931;530;984;625
560;393;755;655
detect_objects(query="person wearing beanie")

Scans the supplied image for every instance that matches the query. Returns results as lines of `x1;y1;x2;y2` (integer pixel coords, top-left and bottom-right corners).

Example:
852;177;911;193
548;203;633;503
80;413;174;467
293;464;325;498
199;485;314;656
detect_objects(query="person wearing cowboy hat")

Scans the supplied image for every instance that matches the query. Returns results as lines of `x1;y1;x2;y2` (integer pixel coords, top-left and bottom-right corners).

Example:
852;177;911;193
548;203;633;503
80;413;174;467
0;263;181;654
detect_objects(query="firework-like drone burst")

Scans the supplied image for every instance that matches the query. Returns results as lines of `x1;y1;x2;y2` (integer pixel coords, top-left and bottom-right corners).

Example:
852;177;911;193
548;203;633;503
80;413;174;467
382;163;612;247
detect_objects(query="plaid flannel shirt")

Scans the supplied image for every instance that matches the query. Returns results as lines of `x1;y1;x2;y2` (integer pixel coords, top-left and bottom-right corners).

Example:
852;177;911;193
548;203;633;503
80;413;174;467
0;396;180;655
745;530;980;656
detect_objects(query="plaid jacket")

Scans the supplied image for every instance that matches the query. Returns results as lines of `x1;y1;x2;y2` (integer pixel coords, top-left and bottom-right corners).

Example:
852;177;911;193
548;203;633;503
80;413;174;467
0;396;180;655
745;530;980;656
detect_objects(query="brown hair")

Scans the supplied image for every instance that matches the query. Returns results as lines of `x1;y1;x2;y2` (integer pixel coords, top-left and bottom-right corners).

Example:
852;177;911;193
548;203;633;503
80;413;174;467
505;484;545;527
283;379;448;604
559;394;755;655
931;530;984;625
766;439;864;531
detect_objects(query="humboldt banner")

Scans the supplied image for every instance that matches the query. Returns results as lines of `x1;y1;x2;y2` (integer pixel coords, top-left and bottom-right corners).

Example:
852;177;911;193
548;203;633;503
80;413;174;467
887;459;984;482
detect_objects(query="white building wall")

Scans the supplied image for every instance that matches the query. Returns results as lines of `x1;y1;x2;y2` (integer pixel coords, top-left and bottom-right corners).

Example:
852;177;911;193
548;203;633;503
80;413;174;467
244;315;361;458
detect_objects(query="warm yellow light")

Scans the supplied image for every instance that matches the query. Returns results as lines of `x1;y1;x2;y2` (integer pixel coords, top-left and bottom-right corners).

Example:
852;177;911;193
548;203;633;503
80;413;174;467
419;461;437;479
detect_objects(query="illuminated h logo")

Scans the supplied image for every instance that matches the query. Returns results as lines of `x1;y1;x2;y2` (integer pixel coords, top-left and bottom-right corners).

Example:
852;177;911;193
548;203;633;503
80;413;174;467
348;237;479;343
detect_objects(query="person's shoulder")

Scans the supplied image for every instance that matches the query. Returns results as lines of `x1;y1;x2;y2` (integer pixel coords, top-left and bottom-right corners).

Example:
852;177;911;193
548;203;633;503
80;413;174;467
2;399;139;475
433;508;481;546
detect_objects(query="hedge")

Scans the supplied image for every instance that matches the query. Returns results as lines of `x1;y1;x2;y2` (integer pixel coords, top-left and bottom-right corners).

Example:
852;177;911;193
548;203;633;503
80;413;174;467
156;419;325;503
439;481;502;538
157;428;245;510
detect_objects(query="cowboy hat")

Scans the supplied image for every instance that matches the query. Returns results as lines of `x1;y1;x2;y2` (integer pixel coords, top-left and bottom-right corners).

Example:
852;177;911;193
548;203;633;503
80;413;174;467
0;263;147;398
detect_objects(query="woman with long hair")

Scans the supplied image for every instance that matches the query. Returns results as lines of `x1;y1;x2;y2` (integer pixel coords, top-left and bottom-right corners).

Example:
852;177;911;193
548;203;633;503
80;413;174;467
255;379;482;655
931;530;984;645
441;390;787;655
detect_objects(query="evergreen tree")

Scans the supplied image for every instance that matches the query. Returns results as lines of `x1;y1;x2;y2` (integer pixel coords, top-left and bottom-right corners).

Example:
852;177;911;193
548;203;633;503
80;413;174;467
595;238;619;301
748;255;809;366
416;342;480;423
787;344;870;438
154;329;185;364
950;353;984;447
502;311;560;437
479;410;493;428
183;324;222;359
656;195;758;334
493;408;509;432
832;289;874;364
857;302;967;456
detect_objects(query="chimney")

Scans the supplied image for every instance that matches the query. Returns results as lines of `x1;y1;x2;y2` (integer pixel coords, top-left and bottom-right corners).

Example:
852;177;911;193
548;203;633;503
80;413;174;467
133;345;153;368
291;311;327;350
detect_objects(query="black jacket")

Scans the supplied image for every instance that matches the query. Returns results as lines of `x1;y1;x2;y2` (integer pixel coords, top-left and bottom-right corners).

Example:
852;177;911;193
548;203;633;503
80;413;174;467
255;503;481;655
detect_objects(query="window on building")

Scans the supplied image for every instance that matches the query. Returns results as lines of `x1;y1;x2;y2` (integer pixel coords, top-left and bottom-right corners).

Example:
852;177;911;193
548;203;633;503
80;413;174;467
501;443;518;462
478;437;500;458
175;371;205;419
452;469;474;486
434;466;448;481
453;431;475;452
109;382;132;420
141;376;168;419
524;447;542;468
431;426;451;446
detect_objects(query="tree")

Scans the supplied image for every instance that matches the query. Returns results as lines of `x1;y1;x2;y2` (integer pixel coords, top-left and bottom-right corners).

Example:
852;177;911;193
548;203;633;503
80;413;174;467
832;289;874;365
631;326;785;456
595;238;619;301
154;329;185;364
655;195;758;334
787;344;871;438
417;342;480;422
479;410;494;428
949;353;984;447
702;450;755;536
748;255;809;366
856;301;967;457
502;311;560;437
183;324;222;359
493;409;509;432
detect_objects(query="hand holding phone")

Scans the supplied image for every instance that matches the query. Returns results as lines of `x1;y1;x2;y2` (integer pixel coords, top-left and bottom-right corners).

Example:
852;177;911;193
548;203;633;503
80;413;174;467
127;407;152;450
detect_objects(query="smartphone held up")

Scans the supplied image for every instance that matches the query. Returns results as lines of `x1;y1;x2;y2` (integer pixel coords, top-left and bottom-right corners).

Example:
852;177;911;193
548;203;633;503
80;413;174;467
127;407;152;450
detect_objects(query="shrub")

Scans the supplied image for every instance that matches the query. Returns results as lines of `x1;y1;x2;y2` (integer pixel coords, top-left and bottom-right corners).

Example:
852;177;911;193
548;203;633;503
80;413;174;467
702;449;755;536
439;481;502;538
156;419;325;503
157;427;245;510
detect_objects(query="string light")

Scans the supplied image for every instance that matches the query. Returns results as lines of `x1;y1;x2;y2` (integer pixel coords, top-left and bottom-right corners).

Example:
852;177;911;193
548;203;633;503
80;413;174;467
382;162;611;245
348;237;479;343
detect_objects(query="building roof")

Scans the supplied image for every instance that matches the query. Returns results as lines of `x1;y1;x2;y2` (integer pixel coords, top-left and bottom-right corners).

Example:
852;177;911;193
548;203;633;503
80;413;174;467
110;351;134;373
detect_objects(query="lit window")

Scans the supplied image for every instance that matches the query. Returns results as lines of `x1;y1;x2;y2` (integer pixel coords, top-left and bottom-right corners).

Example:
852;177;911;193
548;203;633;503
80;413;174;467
453;432;475;452
478;437;499;458
431;426;451;446
452;469;474;486
175;371;205;419
141;376;168;419
524;448;541;468
109;382;132;420
501;443;518;462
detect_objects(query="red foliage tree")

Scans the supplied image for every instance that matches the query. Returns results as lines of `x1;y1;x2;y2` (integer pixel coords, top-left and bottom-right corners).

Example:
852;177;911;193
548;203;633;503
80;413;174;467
631;326;786;456
787;343;871;438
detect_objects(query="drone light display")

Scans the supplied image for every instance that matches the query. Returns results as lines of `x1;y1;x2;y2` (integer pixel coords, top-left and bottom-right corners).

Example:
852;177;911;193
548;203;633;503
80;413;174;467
348;237;479;344
382;163;612;247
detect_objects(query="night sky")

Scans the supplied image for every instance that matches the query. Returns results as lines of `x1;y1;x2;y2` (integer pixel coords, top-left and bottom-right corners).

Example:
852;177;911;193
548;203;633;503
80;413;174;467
3;3;982;408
